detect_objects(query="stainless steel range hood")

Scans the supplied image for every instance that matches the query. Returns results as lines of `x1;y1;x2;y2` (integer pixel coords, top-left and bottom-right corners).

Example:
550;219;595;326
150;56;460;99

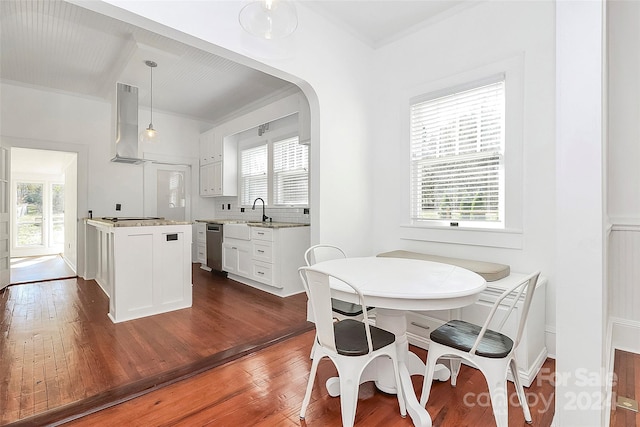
112;82;146;164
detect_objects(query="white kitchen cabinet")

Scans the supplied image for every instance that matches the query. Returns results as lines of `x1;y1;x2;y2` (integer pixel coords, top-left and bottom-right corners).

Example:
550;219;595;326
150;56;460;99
199;129;221;165
224;224;309;297
199;163;212;196
199;130;237;197
222;238;251;277
199;162;223;196
406;273;547;387
195;222;210;271
250;227;275;285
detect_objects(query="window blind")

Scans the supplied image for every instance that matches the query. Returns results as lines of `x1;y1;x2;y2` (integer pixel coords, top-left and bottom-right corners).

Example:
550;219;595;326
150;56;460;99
240;144;268;205
410;78;505;223
273;136;308;205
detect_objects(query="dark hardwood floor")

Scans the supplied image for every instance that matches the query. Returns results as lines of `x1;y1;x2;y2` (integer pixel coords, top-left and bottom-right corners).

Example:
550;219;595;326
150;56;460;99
6;259;637;426
0;265;310;426
610;349;640;427
67;331;557;427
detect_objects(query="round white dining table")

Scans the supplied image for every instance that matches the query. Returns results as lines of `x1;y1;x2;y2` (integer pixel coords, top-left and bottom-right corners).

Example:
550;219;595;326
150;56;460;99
308;256;487;427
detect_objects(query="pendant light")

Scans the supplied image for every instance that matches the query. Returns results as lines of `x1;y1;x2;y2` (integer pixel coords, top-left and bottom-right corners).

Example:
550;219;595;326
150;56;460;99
140;60;159;143
239;0;298;39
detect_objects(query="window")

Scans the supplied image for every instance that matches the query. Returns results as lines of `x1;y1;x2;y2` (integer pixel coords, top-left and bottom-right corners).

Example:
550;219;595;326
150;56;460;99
15;181;64;248
410;75;505;228
240;144;268;205
239;135;309;207
273;136;308;205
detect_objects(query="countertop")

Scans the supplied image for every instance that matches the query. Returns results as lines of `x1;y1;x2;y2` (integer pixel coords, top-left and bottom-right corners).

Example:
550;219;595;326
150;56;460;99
195;219;309;229
86;218;193;227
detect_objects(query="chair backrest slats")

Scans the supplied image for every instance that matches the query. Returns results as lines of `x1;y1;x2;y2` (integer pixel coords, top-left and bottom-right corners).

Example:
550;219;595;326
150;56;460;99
300;269;337;352
469;272;540;356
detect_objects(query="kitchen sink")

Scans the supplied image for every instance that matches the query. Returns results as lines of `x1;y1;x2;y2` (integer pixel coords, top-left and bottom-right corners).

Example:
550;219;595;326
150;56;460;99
224;223;251;240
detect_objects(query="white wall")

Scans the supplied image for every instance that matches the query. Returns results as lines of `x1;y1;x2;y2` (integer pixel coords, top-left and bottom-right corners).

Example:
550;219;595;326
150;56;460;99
92;0;378;258
0;82;205;273
608;0;640;224
371;2;557;351
64;155;78;270
0;82;204;217
607;0;640;353
555;2;607;425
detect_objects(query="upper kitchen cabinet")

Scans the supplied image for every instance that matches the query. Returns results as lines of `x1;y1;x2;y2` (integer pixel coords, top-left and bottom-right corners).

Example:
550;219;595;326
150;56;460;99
199;131;237;197
199;130;220;165
199;92;309;198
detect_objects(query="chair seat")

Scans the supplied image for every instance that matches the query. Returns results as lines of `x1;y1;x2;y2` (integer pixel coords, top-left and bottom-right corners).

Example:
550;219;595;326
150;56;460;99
331;298;375;317
334;319;396;356
430;319;514;359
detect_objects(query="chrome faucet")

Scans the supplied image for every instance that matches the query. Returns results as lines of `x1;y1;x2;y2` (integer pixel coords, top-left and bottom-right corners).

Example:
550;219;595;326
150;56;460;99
252;197;269;222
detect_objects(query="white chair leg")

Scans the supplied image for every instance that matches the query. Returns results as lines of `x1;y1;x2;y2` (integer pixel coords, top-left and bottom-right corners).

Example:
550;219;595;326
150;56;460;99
510;358;532;423
309;338;317;359
300;355;321;419
449;357;462;387
338;370;360;427
486;375;509;427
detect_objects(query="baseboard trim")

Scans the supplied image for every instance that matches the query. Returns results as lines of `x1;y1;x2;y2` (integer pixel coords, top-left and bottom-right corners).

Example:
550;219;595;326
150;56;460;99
62;255;77;275
545;326;556;359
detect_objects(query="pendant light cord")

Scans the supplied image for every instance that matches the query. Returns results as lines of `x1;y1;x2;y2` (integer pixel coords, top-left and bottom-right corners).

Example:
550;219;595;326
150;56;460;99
149;62;153;126
144;60;157;128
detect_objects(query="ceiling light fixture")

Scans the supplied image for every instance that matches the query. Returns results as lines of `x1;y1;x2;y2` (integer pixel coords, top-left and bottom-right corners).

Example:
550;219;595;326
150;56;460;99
140;60;159;143
239;0;298;39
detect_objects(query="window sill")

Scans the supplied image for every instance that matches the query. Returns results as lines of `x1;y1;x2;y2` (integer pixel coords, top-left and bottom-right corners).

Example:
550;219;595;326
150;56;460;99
399;223;523;249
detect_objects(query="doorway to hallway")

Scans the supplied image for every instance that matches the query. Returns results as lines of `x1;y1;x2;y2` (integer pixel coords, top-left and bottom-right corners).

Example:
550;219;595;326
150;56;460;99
9;148;78;283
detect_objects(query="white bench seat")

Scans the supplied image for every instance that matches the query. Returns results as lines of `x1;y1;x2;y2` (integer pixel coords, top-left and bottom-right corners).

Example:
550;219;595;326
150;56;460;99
377;250;510;282
376;249;547;387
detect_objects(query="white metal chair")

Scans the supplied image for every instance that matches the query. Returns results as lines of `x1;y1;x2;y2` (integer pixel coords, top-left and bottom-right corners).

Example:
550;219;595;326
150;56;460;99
420;271;541;427
304;244;370;319
299;267;406;427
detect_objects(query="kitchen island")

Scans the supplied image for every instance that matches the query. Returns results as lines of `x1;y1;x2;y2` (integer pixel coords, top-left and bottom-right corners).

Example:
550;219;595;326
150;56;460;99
84;218;193;323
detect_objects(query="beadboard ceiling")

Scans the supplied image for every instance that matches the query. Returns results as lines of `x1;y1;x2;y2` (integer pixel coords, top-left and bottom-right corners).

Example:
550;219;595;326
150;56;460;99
0;0;467;123
0;0;296;124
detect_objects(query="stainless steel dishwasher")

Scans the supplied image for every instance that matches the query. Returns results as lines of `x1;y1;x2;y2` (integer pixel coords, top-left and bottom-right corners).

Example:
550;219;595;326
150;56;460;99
206;223;223;272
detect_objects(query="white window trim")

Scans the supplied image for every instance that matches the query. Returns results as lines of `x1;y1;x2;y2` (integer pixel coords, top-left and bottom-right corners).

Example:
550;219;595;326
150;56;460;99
410;74;506;228
401;55;524;249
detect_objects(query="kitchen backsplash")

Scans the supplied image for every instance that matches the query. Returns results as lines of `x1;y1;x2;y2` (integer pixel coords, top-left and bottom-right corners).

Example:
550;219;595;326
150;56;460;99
209;196;310;224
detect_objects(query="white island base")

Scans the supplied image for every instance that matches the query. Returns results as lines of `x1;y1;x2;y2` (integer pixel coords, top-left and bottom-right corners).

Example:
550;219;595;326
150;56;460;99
84;219;193;323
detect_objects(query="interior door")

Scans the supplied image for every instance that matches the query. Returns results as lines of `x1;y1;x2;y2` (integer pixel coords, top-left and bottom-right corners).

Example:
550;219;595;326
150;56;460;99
157;169;186;221
143;163;191;221
0;145;10;290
